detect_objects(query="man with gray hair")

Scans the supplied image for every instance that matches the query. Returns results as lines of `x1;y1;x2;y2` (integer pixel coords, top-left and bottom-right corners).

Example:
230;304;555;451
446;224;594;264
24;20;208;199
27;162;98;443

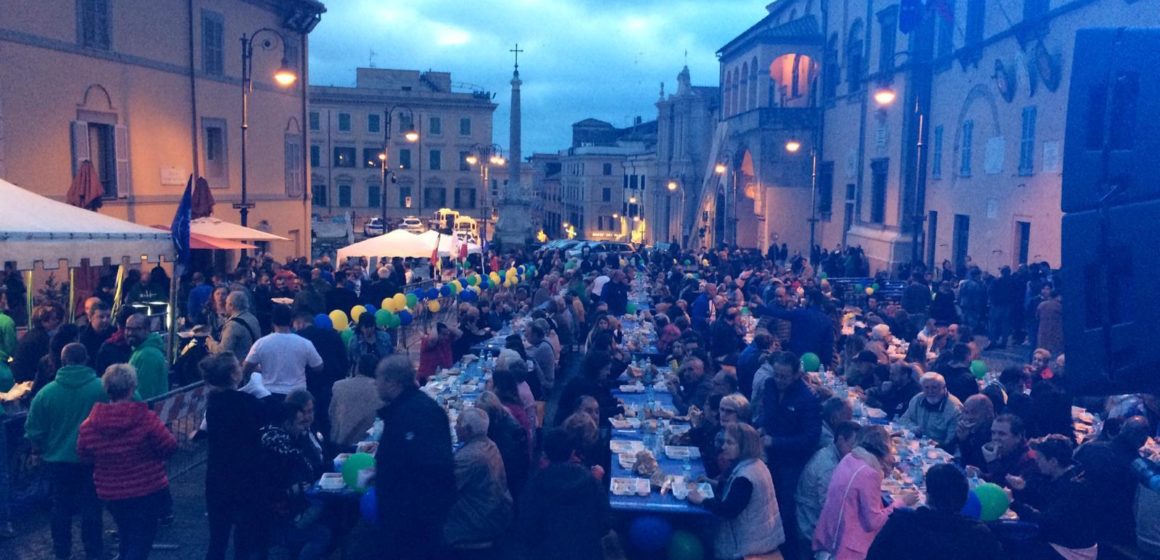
209;290;260;361
443;407;512;553
899;372;963;445
25;342;106;560
373;355;455;559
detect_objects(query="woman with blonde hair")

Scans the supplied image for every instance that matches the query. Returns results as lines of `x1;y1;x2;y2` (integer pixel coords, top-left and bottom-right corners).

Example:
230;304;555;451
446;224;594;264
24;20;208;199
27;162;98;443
812;425;918;559
691;423;786;559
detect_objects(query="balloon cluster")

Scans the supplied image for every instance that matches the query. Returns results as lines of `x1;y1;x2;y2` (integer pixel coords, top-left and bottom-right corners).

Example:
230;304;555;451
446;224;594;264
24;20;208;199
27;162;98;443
628;515;704;559
960;482;1011;521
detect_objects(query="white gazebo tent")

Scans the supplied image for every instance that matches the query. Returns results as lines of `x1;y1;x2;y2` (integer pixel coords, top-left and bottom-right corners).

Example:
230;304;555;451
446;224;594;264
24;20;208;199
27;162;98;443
337;229;432;261
0;178;173;270
417;230;482;257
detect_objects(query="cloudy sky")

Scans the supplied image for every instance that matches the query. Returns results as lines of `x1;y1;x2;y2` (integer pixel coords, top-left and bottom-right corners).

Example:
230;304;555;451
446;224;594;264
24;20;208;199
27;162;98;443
308;0;765;154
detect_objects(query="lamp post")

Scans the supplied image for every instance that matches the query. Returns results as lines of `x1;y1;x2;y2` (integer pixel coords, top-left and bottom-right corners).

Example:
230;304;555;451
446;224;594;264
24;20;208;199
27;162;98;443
873;83;927;267
784;140;818;258
465;143;505;244
239;28;297;238
667;179;685;246
379;106;418;233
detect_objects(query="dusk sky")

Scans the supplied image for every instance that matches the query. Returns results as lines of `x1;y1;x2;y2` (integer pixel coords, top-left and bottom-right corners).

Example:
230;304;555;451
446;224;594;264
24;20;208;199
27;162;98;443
308;1;764;155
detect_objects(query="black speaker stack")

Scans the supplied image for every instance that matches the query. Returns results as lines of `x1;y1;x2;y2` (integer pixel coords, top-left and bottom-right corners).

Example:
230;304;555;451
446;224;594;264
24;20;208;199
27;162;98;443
1061;29;1160;394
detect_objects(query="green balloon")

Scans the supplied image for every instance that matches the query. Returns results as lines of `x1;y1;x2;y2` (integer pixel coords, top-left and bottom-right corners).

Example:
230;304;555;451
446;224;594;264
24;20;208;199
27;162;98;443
387;313;401;329
667;530;704;560
405;293;418;308
342;452;375;490
374;309;391;328
801;352;822;373
974;483;1011;521
970;359;989;379
872;283;881;291
626;302;637;314
340;328;354;345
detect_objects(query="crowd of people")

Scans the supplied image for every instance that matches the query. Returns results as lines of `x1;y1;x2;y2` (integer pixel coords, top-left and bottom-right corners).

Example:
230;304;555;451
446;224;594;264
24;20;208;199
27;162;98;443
0;240;1157;560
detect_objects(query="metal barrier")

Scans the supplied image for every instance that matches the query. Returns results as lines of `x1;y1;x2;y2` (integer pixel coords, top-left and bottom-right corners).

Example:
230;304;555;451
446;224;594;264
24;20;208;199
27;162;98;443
146;381;209;479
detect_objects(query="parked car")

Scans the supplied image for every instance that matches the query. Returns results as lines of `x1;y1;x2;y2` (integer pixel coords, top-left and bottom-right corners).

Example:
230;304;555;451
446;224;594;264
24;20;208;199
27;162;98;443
363;217;385;237
401;216;425;233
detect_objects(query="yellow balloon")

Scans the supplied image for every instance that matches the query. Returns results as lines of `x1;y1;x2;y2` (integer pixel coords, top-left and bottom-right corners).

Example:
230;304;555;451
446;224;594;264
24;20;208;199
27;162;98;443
489;272;501;284
427;300;441;313
865;287;875;295
503;279;512;288
392;293;407;311
329;310;349;331
381;297;392;311
350;306;365;322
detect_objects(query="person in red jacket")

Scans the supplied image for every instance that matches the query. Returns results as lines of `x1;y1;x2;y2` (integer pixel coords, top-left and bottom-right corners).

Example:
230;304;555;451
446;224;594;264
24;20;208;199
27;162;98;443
77;363;177;560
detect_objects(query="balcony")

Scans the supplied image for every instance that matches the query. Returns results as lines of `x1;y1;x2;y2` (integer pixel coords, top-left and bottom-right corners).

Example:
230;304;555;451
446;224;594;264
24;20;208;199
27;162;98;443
726;107;820;134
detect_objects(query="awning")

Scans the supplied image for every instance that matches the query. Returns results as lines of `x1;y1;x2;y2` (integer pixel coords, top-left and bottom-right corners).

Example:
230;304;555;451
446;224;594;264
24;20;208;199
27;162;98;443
337;229;431;261
0;177;173;270
190;232;257;250
190;217;287;241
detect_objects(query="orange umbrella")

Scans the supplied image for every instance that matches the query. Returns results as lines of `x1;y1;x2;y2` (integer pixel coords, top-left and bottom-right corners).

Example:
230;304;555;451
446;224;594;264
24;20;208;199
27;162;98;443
191;177;215;219
66;160;104;211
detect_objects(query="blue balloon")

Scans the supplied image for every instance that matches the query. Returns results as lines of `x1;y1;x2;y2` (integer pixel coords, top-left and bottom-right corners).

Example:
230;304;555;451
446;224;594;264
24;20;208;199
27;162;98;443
628;515;672;552
517;265;525;274
440;285;452;297
961;489;982;519
460;290;478;302
425;288;438;300
360;486;378;523
363;304;376;315
313;314;333;329
398;309;413;326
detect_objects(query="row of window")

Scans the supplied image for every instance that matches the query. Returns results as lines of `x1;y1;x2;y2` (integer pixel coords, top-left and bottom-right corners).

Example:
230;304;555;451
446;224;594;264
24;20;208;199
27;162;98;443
308;112;472;136
310;184;477;209
310;146;486;172
929;106;1039;180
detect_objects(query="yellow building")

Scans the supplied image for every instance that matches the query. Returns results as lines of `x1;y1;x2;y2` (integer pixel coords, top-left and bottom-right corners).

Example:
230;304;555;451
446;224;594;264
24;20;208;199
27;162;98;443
711;0;1160;273
0;0;324;259
308;68;497;233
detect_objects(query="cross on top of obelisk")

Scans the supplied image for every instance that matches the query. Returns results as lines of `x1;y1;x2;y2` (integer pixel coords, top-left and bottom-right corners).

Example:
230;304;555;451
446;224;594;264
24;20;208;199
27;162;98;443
511;43;524;70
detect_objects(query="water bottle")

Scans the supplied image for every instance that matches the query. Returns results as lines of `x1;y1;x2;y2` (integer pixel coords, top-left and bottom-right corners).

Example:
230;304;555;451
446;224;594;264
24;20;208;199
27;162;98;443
646;384;656;411
682;455;693;476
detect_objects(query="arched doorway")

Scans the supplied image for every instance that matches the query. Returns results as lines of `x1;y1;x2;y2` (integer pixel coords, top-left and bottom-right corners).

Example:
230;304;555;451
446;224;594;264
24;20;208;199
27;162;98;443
768;53;819;108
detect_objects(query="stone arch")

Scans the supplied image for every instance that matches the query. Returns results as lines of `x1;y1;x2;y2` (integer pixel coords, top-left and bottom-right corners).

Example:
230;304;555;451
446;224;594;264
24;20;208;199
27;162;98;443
284;116;302;133
79;84;115;112
749;56;759;109
950;84;1003;187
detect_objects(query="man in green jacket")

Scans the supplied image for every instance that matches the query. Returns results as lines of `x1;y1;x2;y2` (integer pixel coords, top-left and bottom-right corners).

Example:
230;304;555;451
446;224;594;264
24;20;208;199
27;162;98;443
0;287;16;394
126;313;169;400
25;342;106;560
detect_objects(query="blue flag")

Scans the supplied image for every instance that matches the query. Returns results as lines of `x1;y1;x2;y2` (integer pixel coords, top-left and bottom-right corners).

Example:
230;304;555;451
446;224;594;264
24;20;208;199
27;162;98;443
172;176;192;265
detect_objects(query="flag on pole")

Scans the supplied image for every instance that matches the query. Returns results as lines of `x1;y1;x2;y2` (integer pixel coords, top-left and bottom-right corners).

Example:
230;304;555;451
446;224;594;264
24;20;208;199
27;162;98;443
171;176;192;265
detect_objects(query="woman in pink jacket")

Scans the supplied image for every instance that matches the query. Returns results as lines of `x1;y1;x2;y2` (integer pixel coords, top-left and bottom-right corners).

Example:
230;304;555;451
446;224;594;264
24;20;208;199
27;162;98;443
812;426;918;559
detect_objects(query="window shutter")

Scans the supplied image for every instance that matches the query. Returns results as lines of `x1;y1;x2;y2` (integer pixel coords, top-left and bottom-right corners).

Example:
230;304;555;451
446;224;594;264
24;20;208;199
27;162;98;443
113;124;130;197
71;121;90;175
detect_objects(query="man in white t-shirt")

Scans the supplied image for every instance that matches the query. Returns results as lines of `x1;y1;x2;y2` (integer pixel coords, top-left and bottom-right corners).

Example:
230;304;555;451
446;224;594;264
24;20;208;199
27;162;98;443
591;273;611;299
243;304;323;398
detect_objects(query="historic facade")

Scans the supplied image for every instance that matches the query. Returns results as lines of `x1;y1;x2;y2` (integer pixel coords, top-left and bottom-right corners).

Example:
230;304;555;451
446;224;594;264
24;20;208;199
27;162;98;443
308;68;497;232
0;0;325;258
712;0;1160;273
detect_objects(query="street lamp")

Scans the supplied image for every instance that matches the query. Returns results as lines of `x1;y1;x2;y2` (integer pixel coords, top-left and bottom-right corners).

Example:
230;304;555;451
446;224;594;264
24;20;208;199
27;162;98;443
785;139;818;258
465;143;505;244
714;163;728;175
380;106;418;231
874;81;927;266
239;28;297;236
666;179;686;246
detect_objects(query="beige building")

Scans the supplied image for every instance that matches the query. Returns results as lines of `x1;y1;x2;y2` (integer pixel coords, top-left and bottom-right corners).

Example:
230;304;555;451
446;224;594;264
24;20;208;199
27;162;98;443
308;68;497;233
0;0;325;259
709;0;1160;273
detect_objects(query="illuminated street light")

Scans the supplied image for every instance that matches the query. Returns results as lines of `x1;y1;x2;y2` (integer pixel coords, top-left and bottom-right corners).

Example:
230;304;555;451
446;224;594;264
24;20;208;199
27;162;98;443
714;163;727;175
273;60;297;86
873;86;897;107
784;140;802;154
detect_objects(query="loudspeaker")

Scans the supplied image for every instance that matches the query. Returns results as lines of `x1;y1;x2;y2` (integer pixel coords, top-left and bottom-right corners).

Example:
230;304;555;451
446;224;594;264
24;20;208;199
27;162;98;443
1061;29;1160;213
1061;200;1160;394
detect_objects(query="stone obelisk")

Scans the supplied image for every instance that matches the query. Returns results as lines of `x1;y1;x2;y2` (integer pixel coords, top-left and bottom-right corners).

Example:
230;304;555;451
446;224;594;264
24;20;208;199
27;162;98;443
494;43;533;249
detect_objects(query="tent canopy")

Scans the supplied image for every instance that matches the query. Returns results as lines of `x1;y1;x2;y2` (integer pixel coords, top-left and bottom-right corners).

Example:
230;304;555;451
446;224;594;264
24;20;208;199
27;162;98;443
190;217;287;241
337;229;432;261
337;229;482;262
0;178;173;270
